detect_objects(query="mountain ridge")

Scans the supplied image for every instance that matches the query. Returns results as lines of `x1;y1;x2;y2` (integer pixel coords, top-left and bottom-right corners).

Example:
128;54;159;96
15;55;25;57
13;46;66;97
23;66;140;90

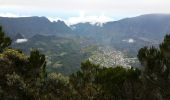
1;14;170;41
0;16;73;37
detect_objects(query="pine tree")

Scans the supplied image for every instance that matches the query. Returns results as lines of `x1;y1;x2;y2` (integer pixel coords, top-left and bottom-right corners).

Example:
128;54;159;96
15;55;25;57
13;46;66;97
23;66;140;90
0;26;11;52
137;34;170;100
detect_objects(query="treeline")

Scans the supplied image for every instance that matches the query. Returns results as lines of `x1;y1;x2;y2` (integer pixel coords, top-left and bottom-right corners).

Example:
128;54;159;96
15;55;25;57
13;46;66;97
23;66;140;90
0;26;170;100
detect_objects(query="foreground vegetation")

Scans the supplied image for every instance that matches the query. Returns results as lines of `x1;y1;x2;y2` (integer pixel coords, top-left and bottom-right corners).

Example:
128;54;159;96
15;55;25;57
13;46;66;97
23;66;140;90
1;26;170;100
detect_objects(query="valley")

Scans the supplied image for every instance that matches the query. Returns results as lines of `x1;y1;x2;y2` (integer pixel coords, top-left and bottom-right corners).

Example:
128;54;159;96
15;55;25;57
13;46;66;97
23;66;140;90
0;14;169;74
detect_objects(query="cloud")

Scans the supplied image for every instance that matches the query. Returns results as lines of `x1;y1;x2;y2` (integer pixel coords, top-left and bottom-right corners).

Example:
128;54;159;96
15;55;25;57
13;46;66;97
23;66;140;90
47;17;65;22
0;13;28;17
0;13;20;17
47;12;113;26
1;0;170;22
66;13;113;26
122;38;135;43
1;0;170;15
15;39;28;43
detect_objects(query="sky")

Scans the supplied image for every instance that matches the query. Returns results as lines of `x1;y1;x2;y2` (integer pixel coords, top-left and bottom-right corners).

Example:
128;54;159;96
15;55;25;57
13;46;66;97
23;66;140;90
0;0;170;25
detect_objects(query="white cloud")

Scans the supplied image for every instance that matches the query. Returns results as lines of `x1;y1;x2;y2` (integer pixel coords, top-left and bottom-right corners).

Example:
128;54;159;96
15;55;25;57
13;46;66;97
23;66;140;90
128;39;134;43
122;38;135;43
47;17;65;22
66;13;113;25
0;13;20;17
47;13;113;26
0;13;28;17
15;39;28;43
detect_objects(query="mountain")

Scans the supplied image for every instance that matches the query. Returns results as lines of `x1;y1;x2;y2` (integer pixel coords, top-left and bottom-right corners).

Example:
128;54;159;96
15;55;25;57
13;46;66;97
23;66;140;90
72;14;170;40
102;14;170;40
71;22;102;36
1;14;170;74
0;14;169;54
70;14;170;54
1;14;170;40
0;16;73;37
12;33;24;41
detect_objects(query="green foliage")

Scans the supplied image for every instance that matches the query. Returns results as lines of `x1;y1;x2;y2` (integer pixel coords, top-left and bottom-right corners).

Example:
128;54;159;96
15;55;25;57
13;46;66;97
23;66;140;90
69;61;142;100
137;34;170;100
0;26;12;52
39;72;71;100
29;49;47;81
0;48;47;99
0;26;71;100
0;49;31;100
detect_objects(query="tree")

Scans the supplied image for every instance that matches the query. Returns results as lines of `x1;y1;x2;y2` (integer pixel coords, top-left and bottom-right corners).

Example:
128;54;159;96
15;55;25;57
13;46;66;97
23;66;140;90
0;26;70;100
69;60;100;100
0;49;32;100
95;67;142;100
137;34;170;100
28;49;47;82
69;60;142;100
40;72;71;100
0;26;11;52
